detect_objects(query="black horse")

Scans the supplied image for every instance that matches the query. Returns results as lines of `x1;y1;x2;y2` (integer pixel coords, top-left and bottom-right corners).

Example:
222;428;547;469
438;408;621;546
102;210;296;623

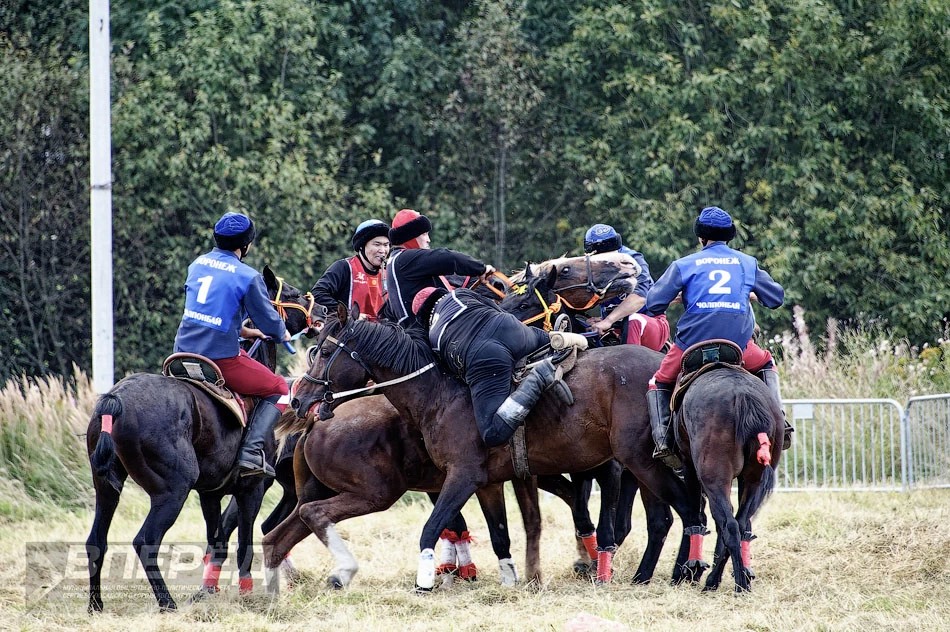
499;263;700;584
673;352;783;592
85;267;319;612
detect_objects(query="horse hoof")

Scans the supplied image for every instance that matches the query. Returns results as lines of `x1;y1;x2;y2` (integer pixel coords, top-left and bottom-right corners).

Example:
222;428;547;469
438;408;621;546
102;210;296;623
413;584;433;595
158;600;178;613
701;584;719;593
572;560;594;578
327;575;345;590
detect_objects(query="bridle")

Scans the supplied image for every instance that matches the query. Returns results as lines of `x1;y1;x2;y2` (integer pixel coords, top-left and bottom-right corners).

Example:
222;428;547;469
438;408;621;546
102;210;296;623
299;321;435;404
514;254;623;326
270;276;320;333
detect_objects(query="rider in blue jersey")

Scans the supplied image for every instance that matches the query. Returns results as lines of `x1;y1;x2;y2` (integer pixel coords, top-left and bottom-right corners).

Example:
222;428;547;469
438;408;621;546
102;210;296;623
643;207;792;469
174;212;291;478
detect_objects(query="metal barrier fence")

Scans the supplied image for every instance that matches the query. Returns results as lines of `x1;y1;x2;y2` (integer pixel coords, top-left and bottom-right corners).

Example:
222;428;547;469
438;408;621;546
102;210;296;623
905;394;950;489
778;398;906;491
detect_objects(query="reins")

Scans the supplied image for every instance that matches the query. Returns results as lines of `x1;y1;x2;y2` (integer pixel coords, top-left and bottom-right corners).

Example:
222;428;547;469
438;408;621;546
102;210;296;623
270;276;319;332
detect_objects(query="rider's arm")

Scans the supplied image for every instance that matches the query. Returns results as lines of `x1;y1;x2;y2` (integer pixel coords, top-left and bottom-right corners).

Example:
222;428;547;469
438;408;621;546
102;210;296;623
752;267;784;309
589;293;646;334
643;263;683;317
310;259;350;312
244;274;288;341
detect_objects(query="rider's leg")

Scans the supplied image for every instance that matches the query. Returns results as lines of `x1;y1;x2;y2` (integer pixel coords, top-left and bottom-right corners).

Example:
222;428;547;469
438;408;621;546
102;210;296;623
743;342;793;450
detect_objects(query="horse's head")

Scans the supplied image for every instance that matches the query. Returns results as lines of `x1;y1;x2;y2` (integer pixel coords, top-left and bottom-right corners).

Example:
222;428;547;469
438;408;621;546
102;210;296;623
291;303;374;421
500;264;561;329
513;253;641;312
263;265;325;338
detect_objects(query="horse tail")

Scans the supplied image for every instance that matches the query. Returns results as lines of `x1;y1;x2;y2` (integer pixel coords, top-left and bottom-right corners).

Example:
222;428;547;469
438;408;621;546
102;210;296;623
89;394;123;491
275;407;313;442
735;388;778;504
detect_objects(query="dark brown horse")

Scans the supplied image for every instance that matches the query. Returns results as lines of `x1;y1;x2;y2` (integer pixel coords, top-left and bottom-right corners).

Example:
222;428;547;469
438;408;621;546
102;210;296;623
85;267;318;612
674;363;783;591
289;304;704;590
258;253;642;588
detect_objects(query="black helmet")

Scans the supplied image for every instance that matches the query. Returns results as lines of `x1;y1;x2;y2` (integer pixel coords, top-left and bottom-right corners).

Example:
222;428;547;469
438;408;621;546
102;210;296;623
584;223;622;254
351;219;390;252
213;212;255;251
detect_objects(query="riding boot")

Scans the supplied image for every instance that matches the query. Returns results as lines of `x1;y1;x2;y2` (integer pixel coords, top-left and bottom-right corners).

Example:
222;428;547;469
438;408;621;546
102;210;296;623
496;359;565;431
647;386;682;471
237;400;280;478
757;368;793;450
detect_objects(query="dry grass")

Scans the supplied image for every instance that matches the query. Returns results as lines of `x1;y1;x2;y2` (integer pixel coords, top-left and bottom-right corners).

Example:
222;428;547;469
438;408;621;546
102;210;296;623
3;486;950;631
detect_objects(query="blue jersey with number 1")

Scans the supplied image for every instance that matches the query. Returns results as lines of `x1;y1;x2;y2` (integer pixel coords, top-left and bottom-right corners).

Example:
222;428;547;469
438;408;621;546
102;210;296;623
174;248;286;360
645;242;784;349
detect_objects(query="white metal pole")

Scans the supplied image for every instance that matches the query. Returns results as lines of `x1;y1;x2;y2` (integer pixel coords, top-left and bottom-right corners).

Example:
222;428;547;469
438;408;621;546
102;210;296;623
90;0;114;393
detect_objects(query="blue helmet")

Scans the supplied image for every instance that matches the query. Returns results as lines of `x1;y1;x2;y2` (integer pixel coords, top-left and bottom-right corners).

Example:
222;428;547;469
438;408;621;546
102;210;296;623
584;224;622;254
351;219;390;252
213;212;255;251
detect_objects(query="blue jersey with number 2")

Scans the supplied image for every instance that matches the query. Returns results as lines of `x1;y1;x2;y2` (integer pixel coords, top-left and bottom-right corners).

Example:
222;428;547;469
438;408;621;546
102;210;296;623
645;242;784;349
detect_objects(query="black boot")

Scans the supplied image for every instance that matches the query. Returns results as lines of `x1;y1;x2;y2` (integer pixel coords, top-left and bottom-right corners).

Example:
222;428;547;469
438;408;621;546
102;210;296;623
647;386;681;470
237;400;280;478
757;368;793;450
496;359;566;431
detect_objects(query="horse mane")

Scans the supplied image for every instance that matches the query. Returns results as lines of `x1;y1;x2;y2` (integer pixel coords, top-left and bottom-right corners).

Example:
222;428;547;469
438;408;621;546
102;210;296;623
346;318;437;375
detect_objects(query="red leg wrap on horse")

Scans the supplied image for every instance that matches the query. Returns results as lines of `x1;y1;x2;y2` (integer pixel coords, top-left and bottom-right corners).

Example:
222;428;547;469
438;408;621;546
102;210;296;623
688;533;705;562
202;562;222;591
596;550;614;583
458;530;472;543
457;563;478;581
440;529;459;543
580;533;598;560
741;540;752;568
239;576;254;594
101;414;113;434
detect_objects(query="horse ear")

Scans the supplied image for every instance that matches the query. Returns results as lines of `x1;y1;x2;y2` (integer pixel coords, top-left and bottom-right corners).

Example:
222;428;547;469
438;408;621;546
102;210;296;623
350;302;361;322
336;302;349;324
262;265;277;291
545;264;558;288
524;262;534;280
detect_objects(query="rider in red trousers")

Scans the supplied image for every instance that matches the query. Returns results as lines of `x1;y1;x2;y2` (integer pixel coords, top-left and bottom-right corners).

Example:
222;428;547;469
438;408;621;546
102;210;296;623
643;207;793;471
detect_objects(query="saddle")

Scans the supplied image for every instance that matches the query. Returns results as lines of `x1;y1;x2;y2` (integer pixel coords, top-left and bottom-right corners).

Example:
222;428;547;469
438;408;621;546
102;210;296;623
671;339;745;412
162;353;248;427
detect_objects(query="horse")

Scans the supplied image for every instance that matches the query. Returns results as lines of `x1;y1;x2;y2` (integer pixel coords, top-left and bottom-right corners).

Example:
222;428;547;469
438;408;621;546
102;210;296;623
259;253;644;588
85;266;319;612
500;263;699;584
673;348;784;592
289;303;704;591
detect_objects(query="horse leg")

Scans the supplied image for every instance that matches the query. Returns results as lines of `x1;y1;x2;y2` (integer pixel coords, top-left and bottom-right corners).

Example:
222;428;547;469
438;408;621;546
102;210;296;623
261;473;329;593
511;476;542;585
630;485;674;585
86;473;125;613
614;467;637;548
133;488;191;611
537;474;590;575
473;483;514;585
701;480;745;593
416;474;482;591
428;491;469;578
233;481;269;595
296;491;399;589
593;461;621;583
194;493;227;598
571;474;597;577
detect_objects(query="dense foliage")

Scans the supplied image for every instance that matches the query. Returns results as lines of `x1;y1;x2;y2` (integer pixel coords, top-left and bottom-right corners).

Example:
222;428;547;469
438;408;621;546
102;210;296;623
1;0;946;380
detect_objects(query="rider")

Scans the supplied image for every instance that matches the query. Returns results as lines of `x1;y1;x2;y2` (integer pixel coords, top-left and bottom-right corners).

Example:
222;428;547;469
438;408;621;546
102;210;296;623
311;219;391;320
583;223;670;351
384;208;496;328
643;207;792;469
174;212;291;478
411;286;586;447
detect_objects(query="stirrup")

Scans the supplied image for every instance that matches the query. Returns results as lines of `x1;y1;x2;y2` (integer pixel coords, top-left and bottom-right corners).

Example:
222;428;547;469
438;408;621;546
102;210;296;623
653;445;683;473
783;422;794;450
238;451;276;478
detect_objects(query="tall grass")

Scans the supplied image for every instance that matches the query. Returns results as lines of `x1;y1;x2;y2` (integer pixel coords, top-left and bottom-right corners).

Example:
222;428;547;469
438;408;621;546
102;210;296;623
774;305;950;400
0;367;94;519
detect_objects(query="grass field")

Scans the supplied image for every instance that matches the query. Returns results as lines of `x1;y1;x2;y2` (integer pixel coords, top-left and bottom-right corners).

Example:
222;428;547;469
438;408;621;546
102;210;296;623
4;483;950;631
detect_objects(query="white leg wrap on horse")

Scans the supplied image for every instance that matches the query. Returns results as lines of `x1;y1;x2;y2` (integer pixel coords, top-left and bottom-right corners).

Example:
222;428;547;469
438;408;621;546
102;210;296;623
326;524;359;586
417;548;436;589
279;555;300;584
438;537;457;567
455;538;473;567
498;558;519;586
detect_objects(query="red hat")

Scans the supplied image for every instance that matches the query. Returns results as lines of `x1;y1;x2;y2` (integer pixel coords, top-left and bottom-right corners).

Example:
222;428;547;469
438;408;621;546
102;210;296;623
389;209;432;249
412;287;448;322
